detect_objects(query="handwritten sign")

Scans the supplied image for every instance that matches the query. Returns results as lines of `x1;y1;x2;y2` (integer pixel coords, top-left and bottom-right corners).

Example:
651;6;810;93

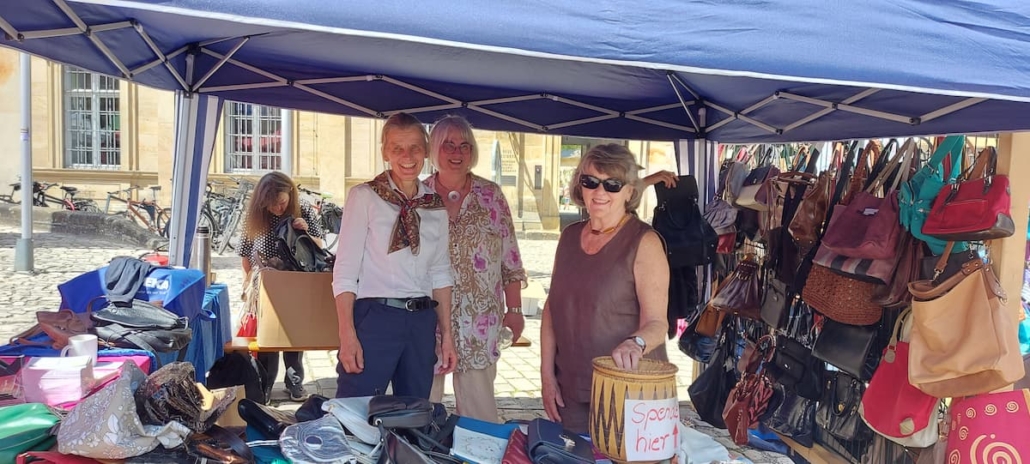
624;398;680;461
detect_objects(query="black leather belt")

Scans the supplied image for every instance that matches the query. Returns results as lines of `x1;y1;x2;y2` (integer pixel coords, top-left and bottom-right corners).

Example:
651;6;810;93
365;297;438;312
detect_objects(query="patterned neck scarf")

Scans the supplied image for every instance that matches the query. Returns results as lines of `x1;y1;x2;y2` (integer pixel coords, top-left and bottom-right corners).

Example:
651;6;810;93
367;172;444;255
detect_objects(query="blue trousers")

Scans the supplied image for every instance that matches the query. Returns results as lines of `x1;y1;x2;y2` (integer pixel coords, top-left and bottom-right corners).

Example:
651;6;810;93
336;299;438;398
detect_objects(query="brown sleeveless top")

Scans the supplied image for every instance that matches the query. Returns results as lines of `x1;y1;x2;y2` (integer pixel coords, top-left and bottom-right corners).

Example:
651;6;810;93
548;216;669;403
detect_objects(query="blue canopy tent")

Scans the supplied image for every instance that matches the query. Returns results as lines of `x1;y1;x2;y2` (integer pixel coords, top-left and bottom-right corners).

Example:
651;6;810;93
2;0;1030;264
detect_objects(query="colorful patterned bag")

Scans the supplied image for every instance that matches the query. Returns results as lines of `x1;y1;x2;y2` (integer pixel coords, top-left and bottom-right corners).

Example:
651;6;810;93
946;389;1030;462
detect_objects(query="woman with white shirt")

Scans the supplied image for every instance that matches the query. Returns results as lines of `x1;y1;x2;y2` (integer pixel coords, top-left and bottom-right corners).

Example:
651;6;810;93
332;112;458;398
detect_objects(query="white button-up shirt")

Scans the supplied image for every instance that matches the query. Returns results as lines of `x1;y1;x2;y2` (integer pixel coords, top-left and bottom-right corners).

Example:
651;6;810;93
332;175;453;299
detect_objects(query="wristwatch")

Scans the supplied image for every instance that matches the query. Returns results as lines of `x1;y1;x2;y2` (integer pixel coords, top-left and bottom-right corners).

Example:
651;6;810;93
506;306;523;315
627;335;646;352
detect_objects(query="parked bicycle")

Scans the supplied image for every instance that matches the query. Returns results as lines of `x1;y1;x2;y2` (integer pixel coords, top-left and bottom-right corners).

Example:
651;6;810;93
298;185;342;251
197;176;253;254
0;179;27;204
105;185;170;237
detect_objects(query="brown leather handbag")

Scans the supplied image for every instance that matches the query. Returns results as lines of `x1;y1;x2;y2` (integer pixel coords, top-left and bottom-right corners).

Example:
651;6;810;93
723;335;775;446
10;310;93;349
871;232;923;309
710;253;762;320
801;263;884;326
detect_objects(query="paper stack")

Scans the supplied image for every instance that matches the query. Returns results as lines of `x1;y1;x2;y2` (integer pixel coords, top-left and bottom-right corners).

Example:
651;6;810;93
22;355;95;406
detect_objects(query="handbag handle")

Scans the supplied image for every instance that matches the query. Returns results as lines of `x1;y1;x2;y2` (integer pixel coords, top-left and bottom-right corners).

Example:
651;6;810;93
925;135;966;183
741;334;775;374
865;138;916;195
884;308;912;362
843;141;881;205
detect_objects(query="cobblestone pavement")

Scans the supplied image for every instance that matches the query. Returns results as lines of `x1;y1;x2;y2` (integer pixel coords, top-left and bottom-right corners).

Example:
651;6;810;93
0;225;792;463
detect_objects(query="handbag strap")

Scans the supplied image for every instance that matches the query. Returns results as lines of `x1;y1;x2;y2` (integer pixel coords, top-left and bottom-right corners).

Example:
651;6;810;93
843;140;881;205
925;135;966;183
865;138;916;195
885;307;912;354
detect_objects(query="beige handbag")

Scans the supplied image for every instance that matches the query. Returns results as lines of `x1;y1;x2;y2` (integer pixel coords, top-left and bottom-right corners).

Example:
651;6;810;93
907;244;1025;398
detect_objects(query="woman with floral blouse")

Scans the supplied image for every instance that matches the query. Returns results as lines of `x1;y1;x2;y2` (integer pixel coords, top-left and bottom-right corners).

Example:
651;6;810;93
425;115;527;422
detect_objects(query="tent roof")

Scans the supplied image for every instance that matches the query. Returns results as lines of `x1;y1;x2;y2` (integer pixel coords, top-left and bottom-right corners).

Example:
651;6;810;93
3;0;1030;142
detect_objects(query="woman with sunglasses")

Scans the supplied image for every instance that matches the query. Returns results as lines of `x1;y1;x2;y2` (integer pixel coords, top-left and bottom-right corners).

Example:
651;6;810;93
540;143;670;434
423;115;527;422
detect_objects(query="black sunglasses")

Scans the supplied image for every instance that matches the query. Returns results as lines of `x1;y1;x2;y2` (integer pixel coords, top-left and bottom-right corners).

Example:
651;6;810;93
579;174;626;193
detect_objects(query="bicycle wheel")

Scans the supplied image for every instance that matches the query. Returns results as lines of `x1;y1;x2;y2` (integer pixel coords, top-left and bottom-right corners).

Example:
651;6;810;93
157;208;171;238
216;209;242;255
76;201;102;213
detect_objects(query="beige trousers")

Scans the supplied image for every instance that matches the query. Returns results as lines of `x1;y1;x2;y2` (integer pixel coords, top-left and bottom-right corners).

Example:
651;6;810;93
430;364;499;423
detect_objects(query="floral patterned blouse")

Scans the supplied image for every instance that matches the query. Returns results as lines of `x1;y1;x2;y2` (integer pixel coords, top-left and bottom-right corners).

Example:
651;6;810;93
424;174;527;372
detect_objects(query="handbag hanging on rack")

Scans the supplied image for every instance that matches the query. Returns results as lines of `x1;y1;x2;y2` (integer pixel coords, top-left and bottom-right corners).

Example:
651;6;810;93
812;318;879;381
858;308;941;448
709;253;762;320
907;242;1025;398
652;175;718;268
820;139;913;261
922;146;1015;241
722;335;775;446
815;370;873;444
688;323;741;429
899;135;969;255
946;389;1030;458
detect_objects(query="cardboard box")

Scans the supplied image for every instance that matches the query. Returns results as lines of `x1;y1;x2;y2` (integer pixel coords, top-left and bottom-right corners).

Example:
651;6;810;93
256;270;340;349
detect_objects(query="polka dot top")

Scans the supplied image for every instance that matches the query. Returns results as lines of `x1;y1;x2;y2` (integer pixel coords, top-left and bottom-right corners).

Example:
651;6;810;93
237;200;325;267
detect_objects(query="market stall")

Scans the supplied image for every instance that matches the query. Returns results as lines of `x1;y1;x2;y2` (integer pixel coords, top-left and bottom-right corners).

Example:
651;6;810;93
3;1;1030;462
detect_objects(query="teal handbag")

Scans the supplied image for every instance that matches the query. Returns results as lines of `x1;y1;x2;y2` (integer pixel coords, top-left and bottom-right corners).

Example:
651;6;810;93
0;403;61;462
898;135;968;255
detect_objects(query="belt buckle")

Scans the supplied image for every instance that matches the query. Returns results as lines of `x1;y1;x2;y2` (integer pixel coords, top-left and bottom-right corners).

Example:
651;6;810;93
404;299;418;311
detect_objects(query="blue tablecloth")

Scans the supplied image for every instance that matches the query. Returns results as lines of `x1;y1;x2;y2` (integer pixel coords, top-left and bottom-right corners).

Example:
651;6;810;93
155;283;231;380
3;271;232;383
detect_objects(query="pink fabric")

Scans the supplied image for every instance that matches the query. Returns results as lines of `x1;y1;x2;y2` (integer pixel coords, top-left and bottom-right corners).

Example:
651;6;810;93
947;389;1030;462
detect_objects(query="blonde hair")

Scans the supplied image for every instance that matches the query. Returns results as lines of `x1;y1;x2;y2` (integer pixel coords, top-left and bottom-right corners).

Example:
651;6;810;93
428;115;479;170
570;144;644;213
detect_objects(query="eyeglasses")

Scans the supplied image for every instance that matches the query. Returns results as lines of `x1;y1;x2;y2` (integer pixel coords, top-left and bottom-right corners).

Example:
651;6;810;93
579;174;626;193
441;141;473;155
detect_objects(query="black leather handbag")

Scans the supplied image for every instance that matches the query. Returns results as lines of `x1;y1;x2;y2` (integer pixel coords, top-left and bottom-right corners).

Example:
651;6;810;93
815;371;873;443
767;336;824;400
687;328;740;429
811;319;878;381
653;176;718;269
764;385;816;448
367;396;435;429
91;297;192;357
526;418;594;464
238;399;297;439
760;276;791;330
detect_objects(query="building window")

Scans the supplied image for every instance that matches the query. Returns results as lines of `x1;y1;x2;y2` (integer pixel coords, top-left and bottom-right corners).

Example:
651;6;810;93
225;101;282;172
64;67;121;169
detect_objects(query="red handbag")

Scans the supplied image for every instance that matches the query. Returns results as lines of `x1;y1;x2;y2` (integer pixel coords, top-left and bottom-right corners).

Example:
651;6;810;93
858;308;940;448
723;335;775;446
922;146;1015;241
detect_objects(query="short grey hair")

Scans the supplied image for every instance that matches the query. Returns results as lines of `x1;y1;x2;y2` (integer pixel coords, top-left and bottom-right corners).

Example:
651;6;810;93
381;112;428;156
570;143;644;213
428;115;479;170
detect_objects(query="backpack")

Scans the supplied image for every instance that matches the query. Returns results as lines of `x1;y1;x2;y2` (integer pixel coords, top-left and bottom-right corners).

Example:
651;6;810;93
273;215;332;272
207;352;269;405
652;175;718;269
89;297;193;363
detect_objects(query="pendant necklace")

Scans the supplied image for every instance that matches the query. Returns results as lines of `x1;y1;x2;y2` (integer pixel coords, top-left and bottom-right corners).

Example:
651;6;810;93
439;174;470;202
590;214;630;235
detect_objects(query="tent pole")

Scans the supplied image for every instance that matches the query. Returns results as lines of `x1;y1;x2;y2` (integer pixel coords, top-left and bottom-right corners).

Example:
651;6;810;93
281;109;293;175
993;133;1030;323
14;53;33;272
